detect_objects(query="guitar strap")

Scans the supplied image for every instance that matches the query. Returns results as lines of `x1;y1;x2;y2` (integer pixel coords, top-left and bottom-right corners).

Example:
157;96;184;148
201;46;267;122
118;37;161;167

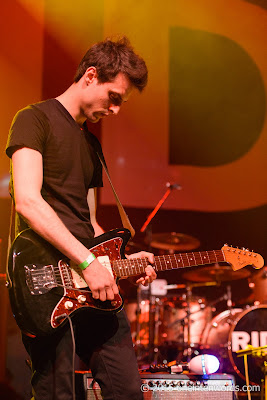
96;151;135;238
6;198;16;286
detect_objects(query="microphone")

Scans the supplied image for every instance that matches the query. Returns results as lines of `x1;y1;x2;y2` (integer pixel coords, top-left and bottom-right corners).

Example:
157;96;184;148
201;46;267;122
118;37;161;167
166;182;182;190
170;354;220;374
143;354;220;375
188;354;220;374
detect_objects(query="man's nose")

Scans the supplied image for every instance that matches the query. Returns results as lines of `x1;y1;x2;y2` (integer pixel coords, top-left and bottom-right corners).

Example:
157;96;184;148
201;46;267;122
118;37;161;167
108;104;120;115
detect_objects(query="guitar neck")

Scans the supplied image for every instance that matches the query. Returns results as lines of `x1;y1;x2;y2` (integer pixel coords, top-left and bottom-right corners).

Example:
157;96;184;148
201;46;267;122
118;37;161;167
113;250;226;278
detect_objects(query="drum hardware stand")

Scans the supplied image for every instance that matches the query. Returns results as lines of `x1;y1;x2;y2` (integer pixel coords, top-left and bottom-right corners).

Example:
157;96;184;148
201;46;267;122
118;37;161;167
148;294;156;363
148;281;168;363
151;296;163;364
165;281;220;361
226;285;233;311
237;345;267;400
135;285;142;359
166;288;227;337
139;182;181;363
134;279;168;364
182;282;218;361
264;361;267;400
185;285;193;362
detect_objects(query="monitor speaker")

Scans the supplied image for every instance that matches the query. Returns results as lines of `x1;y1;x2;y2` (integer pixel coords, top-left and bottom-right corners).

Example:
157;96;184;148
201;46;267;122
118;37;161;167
75;372;236;399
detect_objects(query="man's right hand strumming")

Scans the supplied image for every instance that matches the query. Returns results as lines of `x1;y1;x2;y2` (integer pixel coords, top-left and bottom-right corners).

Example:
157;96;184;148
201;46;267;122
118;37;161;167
82;258;119;302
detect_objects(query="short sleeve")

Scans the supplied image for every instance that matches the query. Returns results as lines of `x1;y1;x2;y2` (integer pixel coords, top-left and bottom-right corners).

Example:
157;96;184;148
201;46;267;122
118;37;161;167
6;105;50;158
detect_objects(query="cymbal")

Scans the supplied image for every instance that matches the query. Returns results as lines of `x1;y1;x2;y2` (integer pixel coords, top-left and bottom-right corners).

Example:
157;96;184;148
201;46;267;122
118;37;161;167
182;264;251;282
149;232;200;251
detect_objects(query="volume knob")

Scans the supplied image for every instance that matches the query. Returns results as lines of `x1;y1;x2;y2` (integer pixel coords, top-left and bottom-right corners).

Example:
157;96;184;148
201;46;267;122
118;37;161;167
64;301;74;310
78;295;87;304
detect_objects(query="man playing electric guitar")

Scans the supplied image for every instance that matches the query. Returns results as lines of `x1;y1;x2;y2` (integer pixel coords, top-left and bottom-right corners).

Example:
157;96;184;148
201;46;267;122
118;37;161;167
6;37;156;400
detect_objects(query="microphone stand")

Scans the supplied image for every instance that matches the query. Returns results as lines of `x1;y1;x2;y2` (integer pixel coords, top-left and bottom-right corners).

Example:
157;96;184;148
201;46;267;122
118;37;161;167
236;345;267;400
140;183;181;233
140;183;181;364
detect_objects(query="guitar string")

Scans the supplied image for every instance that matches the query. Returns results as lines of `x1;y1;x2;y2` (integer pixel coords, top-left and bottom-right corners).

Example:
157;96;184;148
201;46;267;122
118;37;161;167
25;257;240;282
26;248;252;280
43;281;92;292
27;249;227;277
27;255;221;279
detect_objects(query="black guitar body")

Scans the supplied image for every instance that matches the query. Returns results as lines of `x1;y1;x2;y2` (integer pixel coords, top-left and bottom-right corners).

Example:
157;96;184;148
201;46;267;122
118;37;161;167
7;228;130;336
8;227;262;337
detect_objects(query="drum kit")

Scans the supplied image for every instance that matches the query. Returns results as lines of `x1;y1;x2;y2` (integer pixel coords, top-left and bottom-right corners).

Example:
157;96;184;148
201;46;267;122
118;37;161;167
124;231;267;388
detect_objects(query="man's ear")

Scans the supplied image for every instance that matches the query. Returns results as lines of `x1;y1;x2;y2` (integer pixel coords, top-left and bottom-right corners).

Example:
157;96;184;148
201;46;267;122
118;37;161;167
84;66;97;85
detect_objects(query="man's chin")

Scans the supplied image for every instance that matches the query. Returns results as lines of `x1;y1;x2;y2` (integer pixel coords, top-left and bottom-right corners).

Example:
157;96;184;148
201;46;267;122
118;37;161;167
89;114;101;123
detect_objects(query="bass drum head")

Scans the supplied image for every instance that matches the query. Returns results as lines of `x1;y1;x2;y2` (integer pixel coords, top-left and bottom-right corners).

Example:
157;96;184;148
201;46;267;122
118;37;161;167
229;305;267;385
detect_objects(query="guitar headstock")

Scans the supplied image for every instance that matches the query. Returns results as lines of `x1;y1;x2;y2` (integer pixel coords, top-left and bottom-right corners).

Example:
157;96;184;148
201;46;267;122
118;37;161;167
221;245;264;271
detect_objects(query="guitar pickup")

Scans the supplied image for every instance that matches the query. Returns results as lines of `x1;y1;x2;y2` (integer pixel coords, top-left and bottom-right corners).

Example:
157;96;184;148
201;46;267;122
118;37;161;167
24;264;57;295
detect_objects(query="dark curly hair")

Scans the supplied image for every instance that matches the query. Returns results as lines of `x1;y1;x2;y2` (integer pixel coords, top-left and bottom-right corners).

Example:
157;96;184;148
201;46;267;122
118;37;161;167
74;37;148;92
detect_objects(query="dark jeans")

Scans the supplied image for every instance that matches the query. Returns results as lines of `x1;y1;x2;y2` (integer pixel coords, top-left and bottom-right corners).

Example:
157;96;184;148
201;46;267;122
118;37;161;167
22;309;143;400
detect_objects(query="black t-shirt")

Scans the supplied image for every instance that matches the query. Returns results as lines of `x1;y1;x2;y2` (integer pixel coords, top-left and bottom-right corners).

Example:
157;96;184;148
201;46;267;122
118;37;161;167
6;99;103;244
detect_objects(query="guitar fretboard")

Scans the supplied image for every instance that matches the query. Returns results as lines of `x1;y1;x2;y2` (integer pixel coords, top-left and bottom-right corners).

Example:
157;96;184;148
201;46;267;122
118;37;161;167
113;250;225;278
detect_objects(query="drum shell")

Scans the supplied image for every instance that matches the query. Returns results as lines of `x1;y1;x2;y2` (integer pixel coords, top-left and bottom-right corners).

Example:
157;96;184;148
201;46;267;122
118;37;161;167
160;297;212;346
125;296;212;347
201;305;267;385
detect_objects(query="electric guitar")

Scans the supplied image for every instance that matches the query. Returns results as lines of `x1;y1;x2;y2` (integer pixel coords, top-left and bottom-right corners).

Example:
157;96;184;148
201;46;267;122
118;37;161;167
7;228;264;336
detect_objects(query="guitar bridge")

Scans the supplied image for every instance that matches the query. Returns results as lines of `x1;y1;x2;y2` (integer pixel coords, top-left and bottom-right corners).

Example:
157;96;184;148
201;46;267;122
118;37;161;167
24;264;57;295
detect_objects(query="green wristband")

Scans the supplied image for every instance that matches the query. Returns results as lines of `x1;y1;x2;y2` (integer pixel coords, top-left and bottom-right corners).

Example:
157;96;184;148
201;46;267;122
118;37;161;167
79;253;96;270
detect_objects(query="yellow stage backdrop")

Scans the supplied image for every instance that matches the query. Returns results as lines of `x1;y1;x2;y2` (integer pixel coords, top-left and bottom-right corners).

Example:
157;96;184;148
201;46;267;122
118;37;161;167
1;0;266;213
101;0;267;212
0;2;266;397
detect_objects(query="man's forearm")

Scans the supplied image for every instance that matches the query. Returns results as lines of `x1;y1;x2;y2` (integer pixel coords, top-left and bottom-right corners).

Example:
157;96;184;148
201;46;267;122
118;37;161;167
16;195;92;264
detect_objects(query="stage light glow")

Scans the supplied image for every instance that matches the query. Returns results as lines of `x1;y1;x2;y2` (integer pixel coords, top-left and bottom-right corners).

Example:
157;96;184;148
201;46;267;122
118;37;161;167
188;354;220;375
